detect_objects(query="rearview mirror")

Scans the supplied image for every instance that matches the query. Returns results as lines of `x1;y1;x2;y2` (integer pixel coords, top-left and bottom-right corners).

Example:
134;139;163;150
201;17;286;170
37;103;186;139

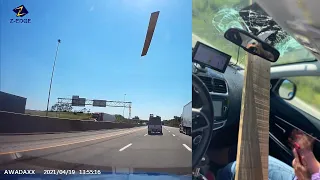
224;28;280;62
278;79;296;100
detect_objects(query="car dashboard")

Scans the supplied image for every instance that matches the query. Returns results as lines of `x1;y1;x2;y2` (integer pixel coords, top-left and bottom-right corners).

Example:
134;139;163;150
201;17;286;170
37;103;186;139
194;63;320;165
193;64;244;131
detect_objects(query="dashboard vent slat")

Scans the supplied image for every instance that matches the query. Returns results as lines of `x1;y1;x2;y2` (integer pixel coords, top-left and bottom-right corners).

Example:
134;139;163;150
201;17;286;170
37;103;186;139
197;76;227;94
213;78;227;93
198;76;214;92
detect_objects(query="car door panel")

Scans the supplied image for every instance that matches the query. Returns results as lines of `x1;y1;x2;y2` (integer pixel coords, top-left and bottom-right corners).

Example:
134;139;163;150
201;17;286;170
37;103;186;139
270;93;320;163
269;132;293;165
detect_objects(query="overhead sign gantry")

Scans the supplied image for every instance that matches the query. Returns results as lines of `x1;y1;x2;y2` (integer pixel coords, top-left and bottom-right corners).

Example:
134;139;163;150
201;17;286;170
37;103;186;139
57;96;132;119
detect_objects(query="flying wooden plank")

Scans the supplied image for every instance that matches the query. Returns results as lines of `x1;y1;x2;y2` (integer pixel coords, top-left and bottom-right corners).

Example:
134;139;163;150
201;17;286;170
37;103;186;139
141;11;160;57
235;54;270;180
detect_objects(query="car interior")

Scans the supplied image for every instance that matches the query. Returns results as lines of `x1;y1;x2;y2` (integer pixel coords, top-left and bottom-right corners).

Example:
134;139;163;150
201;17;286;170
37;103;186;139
191;1;320;179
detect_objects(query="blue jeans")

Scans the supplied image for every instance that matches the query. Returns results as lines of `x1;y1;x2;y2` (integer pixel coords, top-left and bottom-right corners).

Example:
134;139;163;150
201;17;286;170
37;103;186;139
216;156;296;180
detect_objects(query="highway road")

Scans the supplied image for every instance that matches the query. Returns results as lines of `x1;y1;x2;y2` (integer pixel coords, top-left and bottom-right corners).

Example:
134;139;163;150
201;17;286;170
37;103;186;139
0;126;192;175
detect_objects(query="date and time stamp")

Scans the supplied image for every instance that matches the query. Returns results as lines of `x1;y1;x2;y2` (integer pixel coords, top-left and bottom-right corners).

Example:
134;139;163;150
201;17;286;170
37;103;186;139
3;169;102;175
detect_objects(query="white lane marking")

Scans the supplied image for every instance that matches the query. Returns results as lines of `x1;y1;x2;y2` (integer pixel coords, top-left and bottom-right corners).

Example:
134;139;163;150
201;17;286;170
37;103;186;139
144;134;147;136
0;127;145;155
183;144;192;152
119;143;132;152
172;134;175;136
168;131;171;133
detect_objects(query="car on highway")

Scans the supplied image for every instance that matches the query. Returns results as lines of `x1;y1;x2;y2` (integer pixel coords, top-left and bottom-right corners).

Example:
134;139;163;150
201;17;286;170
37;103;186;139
148;114;163;135
192;0;320;178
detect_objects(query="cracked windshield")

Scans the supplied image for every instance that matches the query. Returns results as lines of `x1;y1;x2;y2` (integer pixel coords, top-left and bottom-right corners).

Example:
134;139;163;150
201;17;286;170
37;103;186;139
0;0;192;178
192;0;320;119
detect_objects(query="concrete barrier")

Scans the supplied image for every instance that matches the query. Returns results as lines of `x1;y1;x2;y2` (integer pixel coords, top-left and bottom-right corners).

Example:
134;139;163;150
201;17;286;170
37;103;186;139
0;111;141;134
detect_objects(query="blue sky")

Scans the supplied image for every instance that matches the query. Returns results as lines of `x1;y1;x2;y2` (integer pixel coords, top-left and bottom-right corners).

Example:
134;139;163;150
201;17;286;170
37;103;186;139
0;0;191;120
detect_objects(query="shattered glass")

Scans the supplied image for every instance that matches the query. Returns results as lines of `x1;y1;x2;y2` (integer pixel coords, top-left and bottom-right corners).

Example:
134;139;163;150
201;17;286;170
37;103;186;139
210;3;316;65
211;8;245;34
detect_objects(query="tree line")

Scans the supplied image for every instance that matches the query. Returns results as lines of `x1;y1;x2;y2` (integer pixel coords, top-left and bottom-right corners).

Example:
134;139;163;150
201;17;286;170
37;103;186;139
51;102;91;113
163;116;182;128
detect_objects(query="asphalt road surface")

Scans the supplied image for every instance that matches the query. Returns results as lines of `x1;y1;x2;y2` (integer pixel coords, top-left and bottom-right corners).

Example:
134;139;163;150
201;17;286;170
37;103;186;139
0;126;192;175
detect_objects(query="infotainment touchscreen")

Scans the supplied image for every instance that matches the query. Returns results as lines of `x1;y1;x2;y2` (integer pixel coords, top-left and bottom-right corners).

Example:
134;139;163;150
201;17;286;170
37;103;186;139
192;41;231;73
212;100;223;117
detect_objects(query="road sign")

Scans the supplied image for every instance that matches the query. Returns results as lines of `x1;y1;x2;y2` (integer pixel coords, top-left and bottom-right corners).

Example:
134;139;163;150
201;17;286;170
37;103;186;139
93;100;107;107
71;96;79;106
78;98;86;106
71;96;86;106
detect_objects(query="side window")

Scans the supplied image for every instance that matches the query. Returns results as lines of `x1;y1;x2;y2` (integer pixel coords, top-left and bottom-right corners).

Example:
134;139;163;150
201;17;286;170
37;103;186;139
282;76;320;120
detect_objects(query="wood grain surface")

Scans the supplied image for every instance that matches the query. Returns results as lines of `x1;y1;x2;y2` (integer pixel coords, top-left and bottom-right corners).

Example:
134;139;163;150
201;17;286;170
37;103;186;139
235;54;270;180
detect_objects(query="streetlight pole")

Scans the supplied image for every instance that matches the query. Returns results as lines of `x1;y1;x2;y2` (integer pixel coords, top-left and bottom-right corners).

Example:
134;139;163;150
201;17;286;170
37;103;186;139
46;39;61;116
123;94;126;118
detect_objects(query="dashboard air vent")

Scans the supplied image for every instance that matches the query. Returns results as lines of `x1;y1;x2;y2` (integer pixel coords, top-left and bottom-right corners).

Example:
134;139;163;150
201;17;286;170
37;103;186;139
213;78;227;93
198;76;214;92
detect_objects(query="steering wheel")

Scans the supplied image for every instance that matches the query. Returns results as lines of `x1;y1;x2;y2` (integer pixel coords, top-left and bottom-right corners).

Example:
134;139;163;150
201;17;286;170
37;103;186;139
192;74;215;169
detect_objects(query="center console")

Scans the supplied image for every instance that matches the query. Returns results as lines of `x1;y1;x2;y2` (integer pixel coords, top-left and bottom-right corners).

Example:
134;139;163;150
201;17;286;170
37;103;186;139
211;95;229;121
192;41;232;130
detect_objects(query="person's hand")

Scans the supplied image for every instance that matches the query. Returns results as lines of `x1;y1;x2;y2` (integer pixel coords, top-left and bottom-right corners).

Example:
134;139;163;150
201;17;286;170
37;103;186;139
290;129;314;151
290;129;320;176
292;148;311;180
289;129;315;151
